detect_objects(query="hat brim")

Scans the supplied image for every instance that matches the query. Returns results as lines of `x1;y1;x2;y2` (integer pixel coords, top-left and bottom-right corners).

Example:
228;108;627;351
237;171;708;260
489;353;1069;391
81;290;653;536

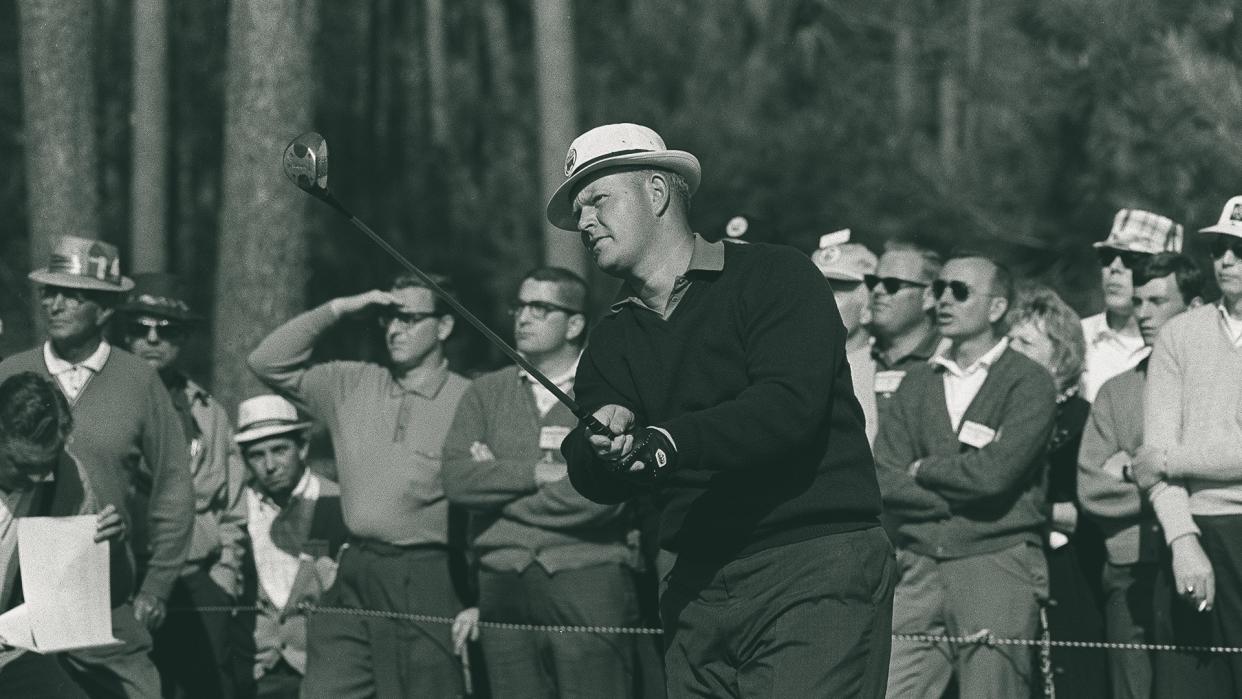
29;270;134;293
545;151;701;232
234;422;311;445
820;270;866;282
1199;224;1242;239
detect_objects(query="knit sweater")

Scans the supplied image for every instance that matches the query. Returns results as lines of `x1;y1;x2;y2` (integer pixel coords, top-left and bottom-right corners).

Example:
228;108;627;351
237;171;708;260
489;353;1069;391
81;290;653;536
873;347;1056;559
0;346;193;601
1144;305;1242;545
562;240;881;564
443;366;631;574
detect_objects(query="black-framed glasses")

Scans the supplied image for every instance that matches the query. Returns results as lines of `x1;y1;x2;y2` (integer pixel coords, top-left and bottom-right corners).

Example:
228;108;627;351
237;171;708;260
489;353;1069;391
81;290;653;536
507;300;581;321
377;310;439;328
1096;248;1150;270
932;279;974;303
864;274;928;295
124;317;188;343
1210;236;1242;261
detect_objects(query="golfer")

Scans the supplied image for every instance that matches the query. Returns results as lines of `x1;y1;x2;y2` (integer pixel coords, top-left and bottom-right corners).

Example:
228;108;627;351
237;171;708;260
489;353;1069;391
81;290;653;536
553;123;896;697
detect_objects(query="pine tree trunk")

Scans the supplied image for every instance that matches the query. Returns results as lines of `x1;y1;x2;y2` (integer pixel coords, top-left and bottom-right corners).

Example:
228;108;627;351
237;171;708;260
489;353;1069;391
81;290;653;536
894;0;917;139
130;0;169;273
213;0;316;409
424;0;450;148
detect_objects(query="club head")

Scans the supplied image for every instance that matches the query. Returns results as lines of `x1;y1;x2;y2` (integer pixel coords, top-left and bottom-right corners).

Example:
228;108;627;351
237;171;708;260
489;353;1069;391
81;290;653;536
283;132;329;194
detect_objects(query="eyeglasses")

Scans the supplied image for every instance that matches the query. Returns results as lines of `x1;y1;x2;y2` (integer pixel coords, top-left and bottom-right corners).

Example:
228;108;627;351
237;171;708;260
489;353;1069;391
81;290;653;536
932;279;974;303
377;310;439;328
507;301;581;320
1096;248;1149;269
1210;236;1242;261
124;317;188;343
864;274;928;295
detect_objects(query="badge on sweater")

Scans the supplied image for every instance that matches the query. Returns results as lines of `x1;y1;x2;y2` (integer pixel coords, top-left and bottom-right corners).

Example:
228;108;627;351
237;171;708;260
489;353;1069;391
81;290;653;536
958;421;997;449
874;370;906;394
539;426;571;451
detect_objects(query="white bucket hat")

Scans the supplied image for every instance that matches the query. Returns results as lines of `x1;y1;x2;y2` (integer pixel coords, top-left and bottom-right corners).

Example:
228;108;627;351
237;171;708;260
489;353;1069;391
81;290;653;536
545;123;701;232
234;395;311;445
1200;195;1242;240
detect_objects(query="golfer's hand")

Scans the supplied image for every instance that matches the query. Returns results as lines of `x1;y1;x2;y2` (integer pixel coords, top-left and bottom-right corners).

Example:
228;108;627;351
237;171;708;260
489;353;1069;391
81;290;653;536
329;289;400;317
133;591;167;630
588;405;636;459
1171;535;1215;612
452;607;480;656
93;504;125;543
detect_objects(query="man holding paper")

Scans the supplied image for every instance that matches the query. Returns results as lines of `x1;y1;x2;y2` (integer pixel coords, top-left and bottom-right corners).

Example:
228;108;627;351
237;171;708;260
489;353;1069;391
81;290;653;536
0;372;126;697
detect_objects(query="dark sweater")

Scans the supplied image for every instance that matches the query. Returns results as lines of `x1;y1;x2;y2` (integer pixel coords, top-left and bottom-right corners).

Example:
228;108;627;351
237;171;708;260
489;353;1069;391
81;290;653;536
562;240;881;564
874;348;1056;559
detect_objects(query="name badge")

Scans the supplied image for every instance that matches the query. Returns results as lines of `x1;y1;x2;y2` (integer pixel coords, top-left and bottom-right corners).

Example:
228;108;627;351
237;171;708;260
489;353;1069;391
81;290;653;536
958;421;997;449
874;370;906;394
539;426;571;451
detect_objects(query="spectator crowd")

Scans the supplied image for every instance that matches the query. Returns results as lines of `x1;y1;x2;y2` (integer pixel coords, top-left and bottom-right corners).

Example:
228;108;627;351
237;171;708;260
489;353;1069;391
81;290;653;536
3;128;1242;698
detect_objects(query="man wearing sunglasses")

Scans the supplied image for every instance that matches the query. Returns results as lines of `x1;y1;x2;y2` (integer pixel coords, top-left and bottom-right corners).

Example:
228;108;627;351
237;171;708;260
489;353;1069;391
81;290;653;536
866;242;943;402
875;252;1057;698
249;273;470;698
444;267;642;697
117;273;251;699
0;235;192;698
1081;209;1183;402
1130;195;1242;692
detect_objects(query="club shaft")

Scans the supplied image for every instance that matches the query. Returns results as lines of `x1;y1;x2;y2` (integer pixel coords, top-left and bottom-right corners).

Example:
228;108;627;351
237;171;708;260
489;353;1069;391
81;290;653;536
316;191;610;437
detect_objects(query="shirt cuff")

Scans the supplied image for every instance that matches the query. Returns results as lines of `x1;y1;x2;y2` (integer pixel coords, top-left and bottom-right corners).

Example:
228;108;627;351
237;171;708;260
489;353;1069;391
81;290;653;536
1150;485;1200;545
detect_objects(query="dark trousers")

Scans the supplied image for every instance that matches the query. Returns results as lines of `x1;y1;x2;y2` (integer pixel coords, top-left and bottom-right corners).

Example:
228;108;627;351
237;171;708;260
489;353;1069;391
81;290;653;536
0;651;88;698
303;541;463;699
255;660;302;699
479;563;640;698
1101;561;1159;699
1046;540;1108;698
152;567;256;699
660;527;896;698
62;603;162;699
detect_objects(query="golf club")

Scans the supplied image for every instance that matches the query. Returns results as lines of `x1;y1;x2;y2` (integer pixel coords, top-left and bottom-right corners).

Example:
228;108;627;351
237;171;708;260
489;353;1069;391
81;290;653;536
283;131;611;438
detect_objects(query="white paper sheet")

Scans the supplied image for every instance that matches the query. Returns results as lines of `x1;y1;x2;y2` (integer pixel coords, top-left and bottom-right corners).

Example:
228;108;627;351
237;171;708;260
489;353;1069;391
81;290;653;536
0;604;34;651
13;516;120;653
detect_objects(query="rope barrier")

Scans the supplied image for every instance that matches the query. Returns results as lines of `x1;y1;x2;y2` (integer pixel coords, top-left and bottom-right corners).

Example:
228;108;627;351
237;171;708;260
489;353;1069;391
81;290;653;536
167;604;1242;653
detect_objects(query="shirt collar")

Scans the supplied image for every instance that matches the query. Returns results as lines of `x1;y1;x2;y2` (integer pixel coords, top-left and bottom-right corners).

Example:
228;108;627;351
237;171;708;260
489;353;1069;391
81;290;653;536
389;359;450;399
872;329;943;367
1084;312;1141;345
256;469;317;509
933;337;1009;377
609;234;726;314
43;340;111;376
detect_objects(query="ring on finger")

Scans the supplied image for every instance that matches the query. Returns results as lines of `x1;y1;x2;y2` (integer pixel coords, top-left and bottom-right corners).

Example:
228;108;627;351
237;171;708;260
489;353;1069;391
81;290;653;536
1184;584;1197;595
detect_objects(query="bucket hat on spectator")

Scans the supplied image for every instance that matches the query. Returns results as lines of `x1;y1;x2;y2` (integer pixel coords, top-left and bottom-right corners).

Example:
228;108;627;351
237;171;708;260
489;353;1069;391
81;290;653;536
1094;209;1183;254
546;123;701;231
119;273;202;322
811;229;877;282
234;395;311;445
1200;195;1242;240
29;235;135;293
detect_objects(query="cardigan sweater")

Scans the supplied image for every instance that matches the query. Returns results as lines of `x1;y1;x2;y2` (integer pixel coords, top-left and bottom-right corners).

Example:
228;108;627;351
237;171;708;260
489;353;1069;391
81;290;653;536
1144;305;1242;545
443;366;631;574
873;347;1056;559
0;346;193;602
563;239;881;565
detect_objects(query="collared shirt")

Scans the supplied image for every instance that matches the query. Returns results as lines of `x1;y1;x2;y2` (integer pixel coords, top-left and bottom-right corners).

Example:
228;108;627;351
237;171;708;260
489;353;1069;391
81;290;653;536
610;234;726;319
1219;303;1242;347
43;340;111;402
519;358;579;417
247;470;320;611
1080;313;1146;402
933;338;1010;431
871;329;943;372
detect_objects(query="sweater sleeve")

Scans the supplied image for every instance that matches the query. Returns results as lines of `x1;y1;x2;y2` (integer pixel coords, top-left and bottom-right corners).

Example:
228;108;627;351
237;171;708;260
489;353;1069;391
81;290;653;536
1077;383;1143;521
247;304;355;422
212;413;249;593
442;383;539;510
563;344;644;505
1141;325;1202;543
915;364;1056;506
873;373;952;521
658;247;845;473
139;373;194;602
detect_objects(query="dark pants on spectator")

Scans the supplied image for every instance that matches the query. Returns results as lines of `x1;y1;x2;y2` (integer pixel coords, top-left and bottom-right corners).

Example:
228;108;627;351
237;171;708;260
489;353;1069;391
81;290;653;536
0;651;88;698
1102;561;1159;699
479;563;639;698
62;603;162;699
660;527;896;698
1046;539;1108;698
303;540;463;699
255;660;302;699
152;566;256;699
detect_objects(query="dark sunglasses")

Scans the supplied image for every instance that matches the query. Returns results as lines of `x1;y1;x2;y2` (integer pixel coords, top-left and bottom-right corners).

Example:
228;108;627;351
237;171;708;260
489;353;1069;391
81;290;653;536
1210;236;1242;261
863;274;928;295
932;279;974;303
377;310;439;328
1096;248;1149;269
507;300;581;320
124;318;188;343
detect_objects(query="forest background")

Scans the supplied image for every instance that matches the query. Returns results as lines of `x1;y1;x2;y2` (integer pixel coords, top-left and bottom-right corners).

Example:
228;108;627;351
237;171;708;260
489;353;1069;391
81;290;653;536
3;0;1242;409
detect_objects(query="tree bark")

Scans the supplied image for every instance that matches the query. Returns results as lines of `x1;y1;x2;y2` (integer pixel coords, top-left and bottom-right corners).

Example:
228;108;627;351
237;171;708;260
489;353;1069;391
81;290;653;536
533;0;587;277
894;0;917;139
963;0;983;160
130;0;169;272
938;66;960;177
213;0;316;409
424;0;450;148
